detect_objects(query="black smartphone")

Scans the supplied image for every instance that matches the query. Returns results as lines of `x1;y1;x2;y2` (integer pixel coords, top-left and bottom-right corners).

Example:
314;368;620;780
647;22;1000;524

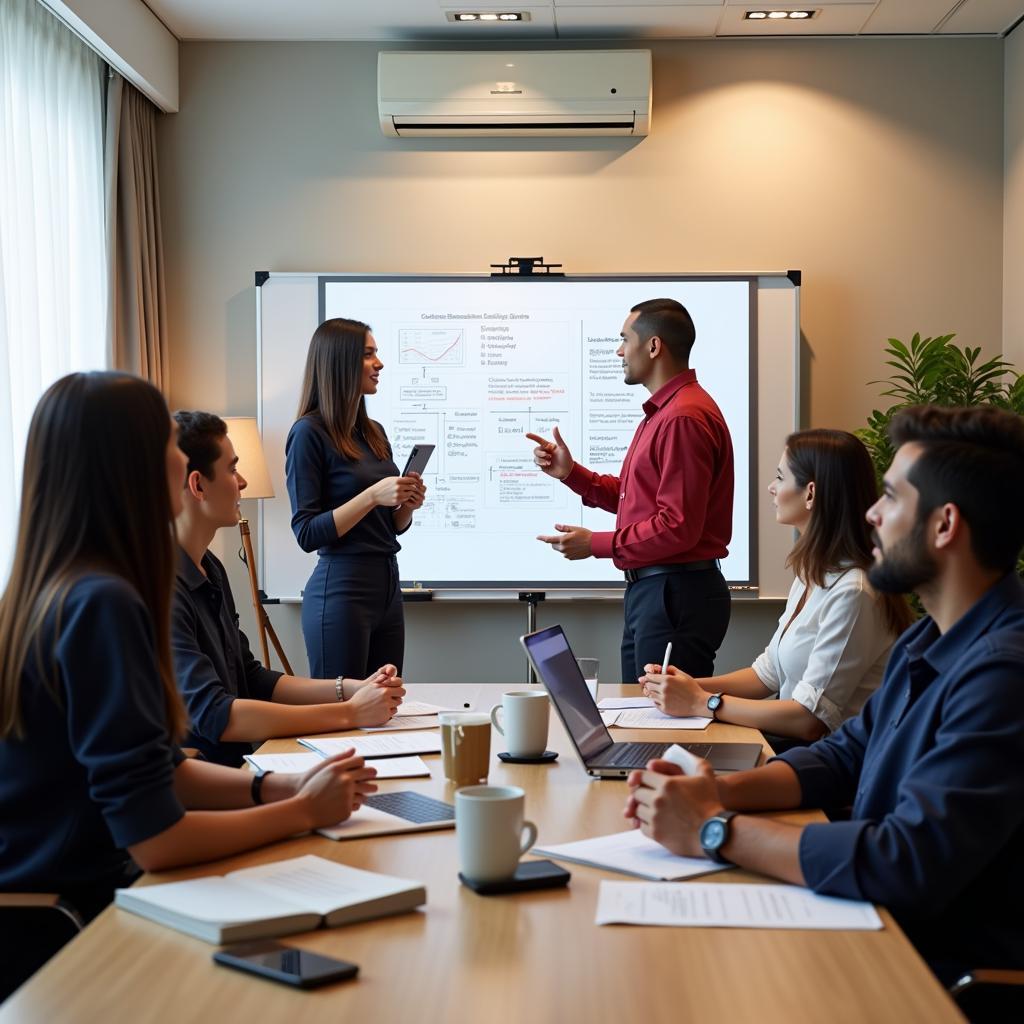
213;941;359;989
401;443;435;477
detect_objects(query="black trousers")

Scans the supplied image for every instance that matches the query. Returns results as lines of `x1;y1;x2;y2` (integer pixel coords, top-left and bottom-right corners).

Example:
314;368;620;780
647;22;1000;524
302;554;405;679
621;567;731;684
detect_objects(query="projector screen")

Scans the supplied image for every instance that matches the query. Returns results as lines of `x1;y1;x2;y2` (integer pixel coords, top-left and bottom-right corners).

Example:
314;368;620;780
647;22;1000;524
313;276;754;586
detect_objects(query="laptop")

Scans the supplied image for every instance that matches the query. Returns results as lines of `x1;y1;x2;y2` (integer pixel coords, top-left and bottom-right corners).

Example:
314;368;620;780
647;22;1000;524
520;625;762;779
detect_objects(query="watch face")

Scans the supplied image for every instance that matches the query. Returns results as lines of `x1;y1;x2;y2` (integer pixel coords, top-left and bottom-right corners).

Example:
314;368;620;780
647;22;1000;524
701;819;727;850
708;694;723;712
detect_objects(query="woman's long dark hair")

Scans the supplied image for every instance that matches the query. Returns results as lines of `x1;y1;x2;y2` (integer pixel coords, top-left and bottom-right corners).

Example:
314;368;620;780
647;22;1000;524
0;372;186;740
785;429;913;639
296;318;389;462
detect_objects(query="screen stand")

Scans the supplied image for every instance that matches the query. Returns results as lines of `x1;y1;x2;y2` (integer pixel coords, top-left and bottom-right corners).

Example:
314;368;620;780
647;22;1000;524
518;592;546;684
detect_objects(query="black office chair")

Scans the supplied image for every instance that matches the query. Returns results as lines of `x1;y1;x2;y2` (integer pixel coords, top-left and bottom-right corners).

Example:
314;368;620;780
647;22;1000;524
948;968;1024;1022
0;893;84;1003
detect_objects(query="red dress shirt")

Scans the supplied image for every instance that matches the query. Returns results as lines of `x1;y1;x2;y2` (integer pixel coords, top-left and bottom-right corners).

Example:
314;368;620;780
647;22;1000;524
563;370;734;571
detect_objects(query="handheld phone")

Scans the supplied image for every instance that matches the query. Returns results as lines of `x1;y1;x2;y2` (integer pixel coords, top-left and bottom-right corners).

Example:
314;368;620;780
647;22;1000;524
663;743;703;776
213;941;359;989
401;444;435;477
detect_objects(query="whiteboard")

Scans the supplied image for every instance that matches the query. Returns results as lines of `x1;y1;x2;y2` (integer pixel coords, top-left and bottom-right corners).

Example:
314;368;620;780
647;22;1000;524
257;273;799;599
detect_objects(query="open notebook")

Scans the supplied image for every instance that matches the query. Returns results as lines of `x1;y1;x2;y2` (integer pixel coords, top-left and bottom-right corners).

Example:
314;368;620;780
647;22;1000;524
115;855;425;944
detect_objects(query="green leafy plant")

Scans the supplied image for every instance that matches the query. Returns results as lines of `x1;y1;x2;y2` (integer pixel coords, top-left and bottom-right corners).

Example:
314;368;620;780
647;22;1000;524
856;333;1024;578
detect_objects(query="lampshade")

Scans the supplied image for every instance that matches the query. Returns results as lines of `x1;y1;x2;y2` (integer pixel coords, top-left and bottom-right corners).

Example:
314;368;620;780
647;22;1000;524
222;417;275;500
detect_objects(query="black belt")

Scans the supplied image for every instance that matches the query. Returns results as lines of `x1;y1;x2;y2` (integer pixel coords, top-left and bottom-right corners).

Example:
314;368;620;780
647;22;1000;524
624;560;718;583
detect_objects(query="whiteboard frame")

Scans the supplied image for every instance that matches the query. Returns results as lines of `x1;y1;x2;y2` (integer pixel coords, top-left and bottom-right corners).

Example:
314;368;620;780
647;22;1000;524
256;271;800;600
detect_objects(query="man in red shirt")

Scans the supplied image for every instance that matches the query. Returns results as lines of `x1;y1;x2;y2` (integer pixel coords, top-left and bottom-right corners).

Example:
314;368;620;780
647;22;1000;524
528;298;735;685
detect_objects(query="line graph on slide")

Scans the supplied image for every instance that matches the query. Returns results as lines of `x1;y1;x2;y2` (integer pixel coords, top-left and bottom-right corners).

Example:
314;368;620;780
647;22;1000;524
398;328;465;366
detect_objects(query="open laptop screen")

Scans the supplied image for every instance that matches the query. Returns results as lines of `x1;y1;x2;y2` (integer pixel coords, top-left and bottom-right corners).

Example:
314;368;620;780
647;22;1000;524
522;626;612;761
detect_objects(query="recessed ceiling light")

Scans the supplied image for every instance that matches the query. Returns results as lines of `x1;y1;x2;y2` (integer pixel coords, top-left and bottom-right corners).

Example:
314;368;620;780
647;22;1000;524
743;9;817;20
446;11;529;22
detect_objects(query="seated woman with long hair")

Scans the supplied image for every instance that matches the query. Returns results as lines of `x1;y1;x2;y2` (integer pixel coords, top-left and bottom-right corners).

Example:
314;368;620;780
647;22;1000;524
0;373;375;922
642;429;913;746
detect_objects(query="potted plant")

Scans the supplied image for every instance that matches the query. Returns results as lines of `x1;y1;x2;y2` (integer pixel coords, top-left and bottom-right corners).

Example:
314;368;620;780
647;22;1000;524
856;333;1024;578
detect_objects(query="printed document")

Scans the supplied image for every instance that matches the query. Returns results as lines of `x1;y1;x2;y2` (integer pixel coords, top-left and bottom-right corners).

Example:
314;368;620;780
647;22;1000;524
596;882;883;930
300;732;443;758
601;707;711;730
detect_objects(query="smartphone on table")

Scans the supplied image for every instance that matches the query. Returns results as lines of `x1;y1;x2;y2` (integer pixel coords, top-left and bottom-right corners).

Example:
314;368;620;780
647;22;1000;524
213;940;358;989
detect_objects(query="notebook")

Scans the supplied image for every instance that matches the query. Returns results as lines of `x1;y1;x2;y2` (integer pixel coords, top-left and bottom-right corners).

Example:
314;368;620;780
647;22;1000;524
299;732;443;759
114;855;425;945
533;829;732;881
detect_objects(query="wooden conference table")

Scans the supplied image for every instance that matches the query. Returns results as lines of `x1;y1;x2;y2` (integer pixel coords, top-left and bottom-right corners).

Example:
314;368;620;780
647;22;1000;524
1;684;962;1024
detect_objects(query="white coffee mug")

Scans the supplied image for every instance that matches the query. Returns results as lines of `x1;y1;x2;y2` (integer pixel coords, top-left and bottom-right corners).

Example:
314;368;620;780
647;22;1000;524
490;690;549;758
455;785;538;883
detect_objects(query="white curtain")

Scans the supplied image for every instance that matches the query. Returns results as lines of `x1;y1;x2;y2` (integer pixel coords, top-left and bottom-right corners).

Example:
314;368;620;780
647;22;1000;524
0;0;108;579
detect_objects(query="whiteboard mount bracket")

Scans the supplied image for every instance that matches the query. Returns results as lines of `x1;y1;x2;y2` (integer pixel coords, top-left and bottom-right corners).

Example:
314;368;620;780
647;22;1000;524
787;269;802;286
255;271;270;287
490;257;564;278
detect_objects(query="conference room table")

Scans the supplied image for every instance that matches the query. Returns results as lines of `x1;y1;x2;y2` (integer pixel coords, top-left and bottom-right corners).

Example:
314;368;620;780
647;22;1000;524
1;684;963;1024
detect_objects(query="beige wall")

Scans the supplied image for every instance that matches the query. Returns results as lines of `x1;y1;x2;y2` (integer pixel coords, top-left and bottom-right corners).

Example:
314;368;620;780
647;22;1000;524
1006;25;1024;372
157;37;1005;683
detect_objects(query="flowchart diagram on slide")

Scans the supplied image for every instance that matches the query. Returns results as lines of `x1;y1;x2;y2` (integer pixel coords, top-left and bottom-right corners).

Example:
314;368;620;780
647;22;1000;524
379;318;637;530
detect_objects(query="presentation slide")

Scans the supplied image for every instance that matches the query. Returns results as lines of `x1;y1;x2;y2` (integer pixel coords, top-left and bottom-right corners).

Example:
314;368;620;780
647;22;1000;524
319;277;753;586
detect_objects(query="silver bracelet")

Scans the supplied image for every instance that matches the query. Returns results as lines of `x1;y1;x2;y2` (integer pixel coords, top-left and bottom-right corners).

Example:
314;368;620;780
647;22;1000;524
335;676;345;702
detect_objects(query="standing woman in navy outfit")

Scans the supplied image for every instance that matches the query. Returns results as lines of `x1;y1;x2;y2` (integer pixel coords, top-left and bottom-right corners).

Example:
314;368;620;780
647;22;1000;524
0;373;376;936
287;318;426;679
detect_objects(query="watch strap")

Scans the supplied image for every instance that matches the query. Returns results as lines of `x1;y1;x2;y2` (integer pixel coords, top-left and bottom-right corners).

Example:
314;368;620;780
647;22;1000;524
251;768;273;806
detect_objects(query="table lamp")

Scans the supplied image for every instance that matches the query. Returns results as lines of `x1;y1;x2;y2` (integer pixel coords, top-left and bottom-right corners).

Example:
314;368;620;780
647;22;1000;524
223;417;292;674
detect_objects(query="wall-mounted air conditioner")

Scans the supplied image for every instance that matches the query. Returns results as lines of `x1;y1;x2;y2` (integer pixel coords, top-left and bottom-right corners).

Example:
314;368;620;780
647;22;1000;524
378;50;651;138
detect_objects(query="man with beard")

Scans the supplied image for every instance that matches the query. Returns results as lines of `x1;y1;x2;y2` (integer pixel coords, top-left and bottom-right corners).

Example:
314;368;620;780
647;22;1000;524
625;405;1024;996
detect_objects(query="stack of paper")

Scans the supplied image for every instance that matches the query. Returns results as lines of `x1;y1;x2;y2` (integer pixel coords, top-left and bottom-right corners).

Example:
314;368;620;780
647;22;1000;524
600;707;711;731
395;701;453;717
245;751;431;779
596;881;883;930
534;829;731;881
362;715;442;732
300;732;443;758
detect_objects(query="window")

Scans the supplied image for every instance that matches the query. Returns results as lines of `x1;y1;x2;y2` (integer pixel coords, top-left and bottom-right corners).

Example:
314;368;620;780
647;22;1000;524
0;0;108;578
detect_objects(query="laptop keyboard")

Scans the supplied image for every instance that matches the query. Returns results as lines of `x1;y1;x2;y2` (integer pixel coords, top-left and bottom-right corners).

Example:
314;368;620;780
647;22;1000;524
363;791;455;823
601;742;713;766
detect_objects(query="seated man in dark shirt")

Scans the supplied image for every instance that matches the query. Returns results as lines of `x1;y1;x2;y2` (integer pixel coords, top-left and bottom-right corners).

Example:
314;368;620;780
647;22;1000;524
173;411;405;767
627;405;1024;984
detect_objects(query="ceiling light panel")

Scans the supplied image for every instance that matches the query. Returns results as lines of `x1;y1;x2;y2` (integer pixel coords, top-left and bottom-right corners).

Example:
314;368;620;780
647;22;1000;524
719;3;874;34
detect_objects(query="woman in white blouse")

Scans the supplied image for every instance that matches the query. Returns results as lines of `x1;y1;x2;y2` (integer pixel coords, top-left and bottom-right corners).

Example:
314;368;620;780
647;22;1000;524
642;429;913;745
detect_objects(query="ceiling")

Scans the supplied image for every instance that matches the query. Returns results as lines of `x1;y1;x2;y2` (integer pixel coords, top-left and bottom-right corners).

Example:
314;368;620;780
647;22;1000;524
145;0;1024;42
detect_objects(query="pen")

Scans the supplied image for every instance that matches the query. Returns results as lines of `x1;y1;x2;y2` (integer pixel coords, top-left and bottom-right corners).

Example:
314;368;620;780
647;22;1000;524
661;641;673;676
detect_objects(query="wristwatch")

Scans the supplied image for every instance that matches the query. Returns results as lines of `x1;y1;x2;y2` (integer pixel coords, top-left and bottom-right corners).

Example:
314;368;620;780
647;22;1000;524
699;810;738;864
251;768;274;806
706;692;724;719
